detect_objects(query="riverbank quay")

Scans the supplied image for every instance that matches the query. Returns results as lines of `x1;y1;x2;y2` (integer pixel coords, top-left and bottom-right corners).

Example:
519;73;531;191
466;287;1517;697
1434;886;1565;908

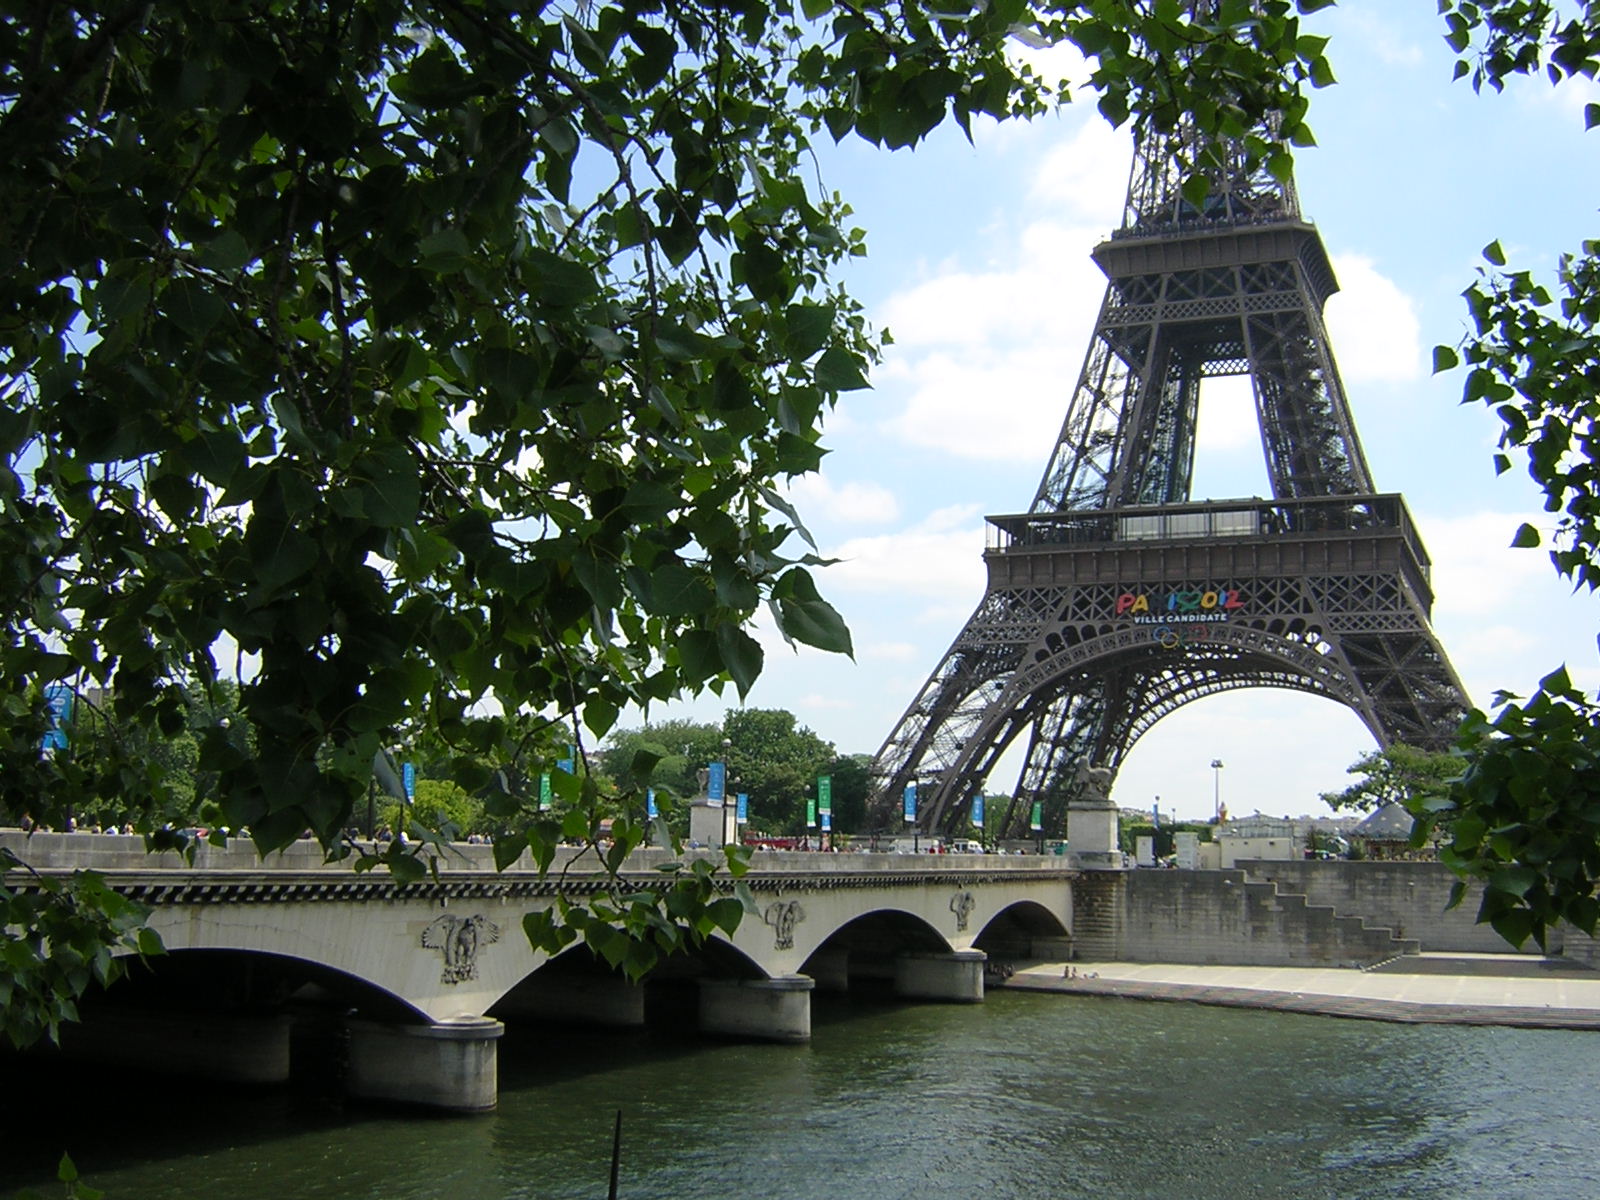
1001;953;1600;1030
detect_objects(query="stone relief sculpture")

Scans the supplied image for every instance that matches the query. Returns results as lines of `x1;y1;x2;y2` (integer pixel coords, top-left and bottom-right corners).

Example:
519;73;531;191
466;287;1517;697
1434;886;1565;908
763;899;804;951
421;913;501;984
950;890;976;933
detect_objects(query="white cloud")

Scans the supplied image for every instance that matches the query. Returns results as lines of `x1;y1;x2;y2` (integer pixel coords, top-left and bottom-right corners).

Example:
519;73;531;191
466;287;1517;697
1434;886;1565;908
1195;376;1259;453
1323;8;1425;69
1423;510;1560;617
823;505;987;600
1025;118;1131;221
1325;254;1422;383
796;692;856;712
878;346;1081;461
784;473;900;526
864;641;920;662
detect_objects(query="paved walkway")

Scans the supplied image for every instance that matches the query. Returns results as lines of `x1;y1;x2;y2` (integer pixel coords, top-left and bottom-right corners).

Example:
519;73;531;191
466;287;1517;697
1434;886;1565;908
1000;953;1600;1029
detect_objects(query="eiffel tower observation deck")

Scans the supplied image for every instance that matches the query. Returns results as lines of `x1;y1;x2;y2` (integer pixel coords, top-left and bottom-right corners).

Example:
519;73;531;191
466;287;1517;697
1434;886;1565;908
866;116;1470;839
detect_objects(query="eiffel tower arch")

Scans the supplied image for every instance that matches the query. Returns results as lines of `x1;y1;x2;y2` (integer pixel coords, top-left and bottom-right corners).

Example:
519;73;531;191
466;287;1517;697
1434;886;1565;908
867;122;1470;838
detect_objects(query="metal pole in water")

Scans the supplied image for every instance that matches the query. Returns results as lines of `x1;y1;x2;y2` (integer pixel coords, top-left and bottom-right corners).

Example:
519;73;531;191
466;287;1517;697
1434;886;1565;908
607;1110;622;1200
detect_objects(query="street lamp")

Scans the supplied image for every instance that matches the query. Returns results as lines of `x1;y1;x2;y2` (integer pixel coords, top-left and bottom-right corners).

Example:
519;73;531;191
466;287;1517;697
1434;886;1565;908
1210;759;1225;824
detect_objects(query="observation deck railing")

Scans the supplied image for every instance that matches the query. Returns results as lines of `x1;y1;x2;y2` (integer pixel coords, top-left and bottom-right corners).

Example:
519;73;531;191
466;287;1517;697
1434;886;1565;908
986;495;1429;574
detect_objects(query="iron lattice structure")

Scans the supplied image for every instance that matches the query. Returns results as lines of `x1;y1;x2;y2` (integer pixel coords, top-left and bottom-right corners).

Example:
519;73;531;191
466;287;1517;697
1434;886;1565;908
867;122;1469;837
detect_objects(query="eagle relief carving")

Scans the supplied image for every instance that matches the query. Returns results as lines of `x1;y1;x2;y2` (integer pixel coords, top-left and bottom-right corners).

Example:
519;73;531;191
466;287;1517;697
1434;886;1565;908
421;913;501;984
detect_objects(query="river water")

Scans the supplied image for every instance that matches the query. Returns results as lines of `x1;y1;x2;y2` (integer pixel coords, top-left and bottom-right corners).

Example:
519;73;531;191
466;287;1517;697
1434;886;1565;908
5;990;1596;1200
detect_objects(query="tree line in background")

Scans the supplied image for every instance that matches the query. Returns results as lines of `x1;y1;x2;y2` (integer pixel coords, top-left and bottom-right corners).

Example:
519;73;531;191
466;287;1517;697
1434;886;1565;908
41;688;875;842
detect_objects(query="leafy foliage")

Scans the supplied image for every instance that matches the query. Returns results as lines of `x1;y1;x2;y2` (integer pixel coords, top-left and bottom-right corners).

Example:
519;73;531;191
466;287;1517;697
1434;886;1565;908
1425;3;1600;948
0;0;1339;1035
1320;744;1464;815
1412;671;1600;948
1436;240;1600;591
1435;0;1600;95
0;850;162;1048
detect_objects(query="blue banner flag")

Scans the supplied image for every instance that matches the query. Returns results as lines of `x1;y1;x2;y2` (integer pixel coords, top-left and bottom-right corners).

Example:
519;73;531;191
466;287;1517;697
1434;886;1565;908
646;788;658;819
736;793;748;823
41;684;73;751
708;761;726;804
820;810;832;832
971;794;985;828
903;783;917;823
403;761;416;801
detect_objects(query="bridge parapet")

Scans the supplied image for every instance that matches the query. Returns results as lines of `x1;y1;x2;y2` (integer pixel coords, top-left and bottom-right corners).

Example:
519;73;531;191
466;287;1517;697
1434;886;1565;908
1;829;1075;885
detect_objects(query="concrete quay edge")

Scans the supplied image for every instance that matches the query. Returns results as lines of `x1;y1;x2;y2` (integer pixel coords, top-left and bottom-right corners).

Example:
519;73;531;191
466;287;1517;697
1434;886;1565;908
1000;960;1600;1030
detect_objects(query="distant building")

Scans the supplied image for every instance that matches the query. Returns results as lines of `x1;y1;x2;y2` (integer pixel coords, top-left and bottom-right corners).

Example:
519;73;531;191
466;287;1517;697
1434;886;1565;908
1352;803;1436;860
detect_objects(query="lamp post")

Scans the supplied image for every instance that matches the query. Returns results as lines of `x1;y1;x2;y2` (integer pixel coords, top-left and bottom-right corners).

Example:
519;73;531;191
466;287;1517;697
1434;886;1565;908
1210;759;1225;824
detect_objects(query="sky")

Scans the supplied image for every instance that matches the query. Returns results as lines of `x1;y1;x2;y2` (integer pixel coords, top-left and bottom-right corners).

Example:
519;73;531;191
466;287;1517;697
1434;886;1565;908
638;2;1600;824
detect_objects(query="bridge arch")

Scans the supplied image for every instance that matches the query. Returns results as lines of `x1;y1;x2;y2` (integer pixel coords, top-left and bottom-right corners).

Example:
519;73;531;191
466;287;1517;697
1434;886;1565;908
103;945;428;1023
972;899;1072;964
796;907;955;982
900;621;1372;833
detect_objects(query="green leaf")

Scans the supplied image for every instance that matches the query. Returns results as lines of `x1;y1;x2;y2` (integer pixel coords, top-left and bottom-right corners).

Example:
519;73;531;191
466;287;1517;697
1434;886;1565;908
773;568;854;655
1483;240;1507;267
419;229;472;272
1510;522;1542;548
715;623;764;697
1432;345;1460;373
198;229;252;272
162;278;227;338
784;303;835;360
706;896;744;935
250;526;319;591
650;562;713;615
815;345;870;392
494;833;529;871
524;249;599;307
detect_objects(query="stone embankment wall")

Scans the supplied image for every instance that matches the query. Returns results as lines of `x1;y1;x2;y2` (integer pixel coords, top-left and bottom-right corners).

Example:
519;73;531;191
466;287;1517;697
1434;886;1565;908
1239;859;1600;965
1071;869;1415;967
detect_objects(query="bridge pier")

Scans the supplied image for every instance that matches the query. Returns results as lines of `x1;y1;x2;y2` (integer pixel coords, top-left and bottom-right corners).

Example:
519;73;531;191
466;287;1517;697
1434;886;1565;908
895;950;986;1002
698;975;813;1042
346;1016;504;1112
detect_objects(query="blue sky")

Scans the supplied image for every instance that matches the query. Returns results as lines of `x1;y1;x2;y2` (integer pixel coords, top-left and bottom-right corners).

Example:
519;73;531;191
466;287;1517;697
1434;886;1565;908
644;2;1600;823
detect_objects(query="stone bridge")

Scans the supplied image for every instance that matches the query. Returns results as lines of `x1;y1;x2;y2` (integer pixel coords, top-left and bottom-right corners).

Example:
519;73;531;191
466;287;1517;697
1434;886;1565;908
4;833;1074;1111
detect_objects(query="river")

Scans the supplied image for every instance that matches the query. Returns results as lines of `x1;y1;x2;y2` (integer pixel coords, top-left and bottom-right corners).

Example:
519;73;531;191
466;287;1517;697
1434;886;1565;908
5;990;1595;1199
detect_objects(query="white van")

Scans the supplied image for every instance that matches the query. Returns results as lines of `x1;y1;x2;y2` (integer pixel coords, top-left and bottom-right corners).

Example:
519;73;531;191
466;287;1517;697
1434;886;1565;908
945;838;986;855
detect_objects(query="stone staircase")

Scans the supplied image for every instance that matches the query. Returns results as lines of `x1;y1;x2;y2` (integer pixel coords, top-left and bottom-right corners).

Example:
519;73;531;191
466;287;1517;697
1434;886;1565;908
1081;869;1419;967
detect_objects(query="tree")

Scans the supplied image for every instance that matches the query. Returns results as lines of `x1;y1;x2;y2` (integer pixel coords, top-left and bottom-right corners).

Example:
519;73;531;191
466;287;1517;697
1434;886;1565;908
0;1;1338;1046
597;718;725;803
723;707;834;830
1320;745;1463;816
1406;3;1600;949
823;753;873;835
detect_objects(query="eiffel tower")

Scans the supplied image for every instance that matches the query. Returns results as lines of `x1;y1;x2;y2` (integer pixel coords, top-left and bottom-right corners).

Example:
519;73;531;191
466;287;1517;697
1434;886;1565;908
867;119;1470;838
